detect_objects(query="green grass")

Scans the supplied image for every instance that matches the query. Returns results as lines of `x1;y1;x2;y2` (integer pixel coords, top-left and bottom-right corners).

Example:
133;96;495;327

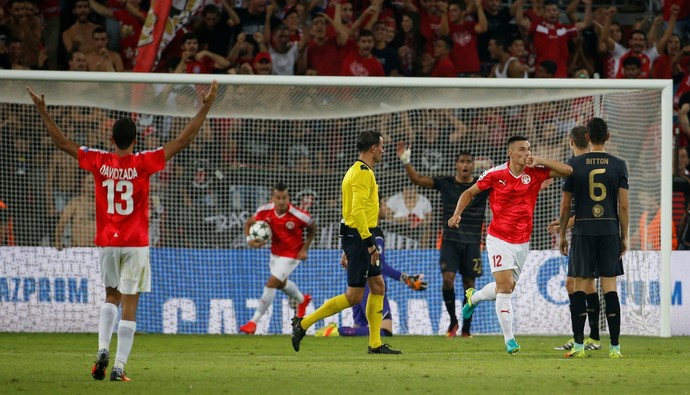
1;333;689;394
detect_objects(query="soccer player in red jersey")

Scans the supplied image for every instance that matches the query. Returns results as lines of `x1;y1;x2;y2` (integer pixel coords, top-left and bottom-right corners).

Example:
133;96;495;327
27;81;218;381
448;135;572;354
239;182;317;335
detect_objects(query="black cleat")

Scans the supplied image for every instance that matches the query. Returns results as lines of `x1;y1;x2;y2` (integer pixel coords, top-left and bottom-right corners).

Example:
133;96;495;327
91;350;109;380
291;317;307;352
368;343;402;354
110;367;131;382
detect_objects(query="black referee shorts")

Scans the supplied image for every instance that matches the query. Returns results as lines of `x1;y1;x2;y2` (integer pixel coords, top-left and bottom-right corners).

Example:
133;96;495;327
341;225;383;287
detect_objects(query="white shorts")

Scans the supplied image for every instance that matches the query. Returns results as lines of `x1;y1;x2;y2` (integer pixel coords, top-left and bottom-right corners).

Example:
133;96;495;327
99;247;151;294
486;234;529;283
269;254;300;282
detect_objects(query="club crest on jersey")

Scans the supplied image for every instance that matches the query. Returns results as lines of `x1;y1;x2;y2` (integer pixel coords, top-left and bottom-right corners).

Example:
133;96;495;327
592;204;604;218
521;174;531;184
286;221;295;230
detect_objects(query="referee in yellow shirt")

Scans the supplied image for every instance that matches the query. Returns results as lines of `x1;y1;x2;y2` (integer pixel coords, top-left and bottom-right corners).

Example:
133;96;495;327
291;130;401;354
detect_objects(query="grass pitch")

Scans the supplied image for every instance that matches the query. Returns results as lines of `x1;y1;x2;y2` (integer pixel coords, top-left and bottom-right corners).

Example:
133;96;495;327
1;333;688;395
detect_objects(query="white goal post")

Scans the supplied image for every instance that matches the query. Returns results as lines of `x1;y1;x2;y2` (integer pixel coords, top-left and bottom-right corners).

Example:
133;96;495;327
0;71;672;337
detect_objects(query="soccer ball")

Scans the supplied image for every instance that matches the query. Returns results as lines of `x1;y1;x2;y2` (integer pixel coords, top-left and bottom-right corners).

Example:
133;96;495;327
249;220;271;242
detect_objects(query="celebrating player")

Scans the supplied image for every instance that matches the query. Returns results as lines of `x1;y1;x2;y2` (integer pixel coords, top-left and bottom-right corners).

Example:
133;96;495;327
240;182;316;335
448;135;573;354
27;81;218;381
397;142;488;337
559;118;628;358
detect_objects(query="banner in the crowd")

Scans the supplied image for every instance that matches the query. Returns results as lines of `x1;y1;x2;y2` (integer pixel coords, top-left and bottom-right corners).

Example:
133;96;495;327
133;0;203;72
0;248;686;335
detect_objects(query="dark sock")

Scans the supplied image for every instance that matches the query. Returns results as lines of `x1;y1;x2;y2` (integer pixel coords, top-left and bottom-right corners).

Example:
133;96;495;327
586;293;601;340
604;292;621;346
461;294;472;333
443;288;457;325
571;291;587;345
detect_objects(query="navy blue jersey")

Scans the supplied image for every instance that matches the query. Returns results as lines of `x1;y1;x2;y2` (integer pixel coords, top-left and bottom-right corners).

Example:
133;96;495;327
433;176;488;243
563;152;629;236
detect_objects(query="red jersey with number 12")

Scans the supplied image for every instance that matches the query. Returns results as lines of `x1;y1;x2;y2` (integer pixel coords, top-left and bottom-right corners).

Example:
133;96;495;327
78;146;166;247
476;162;550;244
255;203;313;259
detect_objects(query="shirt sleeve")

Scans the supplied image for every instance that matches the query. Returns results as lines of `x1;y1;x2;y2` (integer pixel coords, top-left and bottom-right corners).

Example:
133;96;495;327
140;148;166;176
351;169;374;240
78;147;98;173
476;170;492;191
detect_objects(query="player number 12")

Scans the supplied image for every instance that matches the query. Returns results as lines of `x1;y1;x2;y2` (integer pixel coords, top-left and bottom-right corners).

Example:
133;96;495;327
102;179;134;215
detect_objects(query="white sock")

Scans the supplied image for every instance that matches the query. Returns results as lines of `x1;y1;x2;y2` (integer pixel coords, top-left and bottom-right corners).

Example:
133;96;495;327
472;282;497;304
98;303;118;351
280;280;304;303
114;320;136;369
250;287;277;323
495;293;514;342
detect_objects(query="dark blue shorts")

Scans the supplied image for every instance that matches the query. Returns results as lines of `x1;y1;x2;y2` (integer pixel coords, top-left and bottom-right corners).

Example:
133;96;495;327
342;225;383;287
569;234;624;278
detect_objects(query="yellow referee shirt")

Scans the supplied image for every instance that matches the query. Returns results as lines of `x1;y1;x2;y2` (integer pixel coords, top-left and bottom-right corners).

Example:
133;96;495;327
342;160;379;241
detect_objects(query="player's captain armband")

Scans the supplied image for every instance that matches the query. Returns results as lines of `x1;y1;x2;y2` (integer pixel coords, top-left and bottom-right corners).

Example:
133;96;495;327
399;148;411;165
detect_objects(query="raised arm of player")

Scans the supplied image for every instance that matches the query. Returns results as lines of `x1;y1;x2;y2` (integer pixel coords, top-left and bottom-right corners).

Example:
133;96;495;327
163;80;218;161
26;86;79;159
558;191;573;256
530;155;574;178
396;141;434;188
448;183;481;228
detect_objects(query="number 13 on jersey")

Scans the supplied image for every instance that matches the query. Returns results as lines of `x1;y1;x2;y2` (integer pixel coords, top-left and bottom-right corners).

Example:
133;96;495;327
103;179;134;215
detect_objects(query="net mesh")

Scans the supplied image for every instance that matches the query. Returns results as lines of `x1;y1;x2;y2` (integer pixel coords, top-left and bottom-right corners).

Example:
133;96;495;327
0;75;663;336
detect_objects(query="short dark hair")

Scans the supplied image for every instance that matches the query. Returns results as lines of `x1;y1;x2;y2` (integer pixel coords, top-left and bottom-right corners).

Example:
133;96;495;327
272;182;288;193
539;60;557;76
622;56;642;68
358;30;374;40
437;36;454;52
455;150;473;161
112;117;137;149
586;117;608;145
202;4;220;15
507;135;529;148
182;32;198;44
356;131;382;152
569;126;589;149
92;26;107;36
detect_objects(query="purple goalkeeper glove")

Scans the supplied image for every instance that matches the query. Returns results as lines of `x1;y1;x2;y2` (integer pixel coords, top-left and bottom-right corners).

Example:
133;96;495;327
401;273;427;291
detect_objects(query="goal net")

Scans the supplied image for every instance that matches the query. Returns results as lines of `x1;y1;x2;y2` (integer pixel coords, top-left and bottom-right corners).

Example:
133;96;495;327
0;71;672;337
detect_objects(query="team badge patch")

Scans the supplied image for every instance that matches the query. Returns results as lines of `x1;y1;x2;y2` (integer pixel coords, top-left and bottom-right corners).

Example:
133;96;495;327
521;174;531;184
592;204;604;218
286;221;295;230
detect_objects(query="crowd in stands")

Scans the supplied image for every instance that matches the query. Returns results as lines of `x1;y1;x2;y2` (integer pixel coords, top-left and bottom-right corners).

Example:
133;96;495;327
2;0;690;250
0;0;686;81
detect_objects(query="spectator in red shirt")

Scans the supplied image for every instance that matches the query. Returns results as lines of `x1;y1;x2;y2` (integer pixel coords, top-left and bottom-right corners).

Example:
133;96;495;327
652;33;684;80
431;36;456;77
341;30;384;76
306;8;349;76
174;32;230;74
440;0;487;76
515;0;592;78
620;56;642;79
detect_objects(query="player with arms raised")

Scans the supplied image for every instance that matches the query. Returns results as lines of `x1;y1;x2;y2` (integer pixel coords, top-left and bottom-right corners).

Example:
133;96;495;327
448;135;572;354
240;182;316;334
559;118;629;359
27;81;218;381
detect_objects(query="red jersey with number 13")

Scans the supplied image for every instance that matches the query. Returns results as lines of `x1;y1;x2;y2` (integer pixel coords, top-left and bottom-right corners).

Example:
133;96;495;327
476;162;550;244
255;203;313;259
78;146;166;247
